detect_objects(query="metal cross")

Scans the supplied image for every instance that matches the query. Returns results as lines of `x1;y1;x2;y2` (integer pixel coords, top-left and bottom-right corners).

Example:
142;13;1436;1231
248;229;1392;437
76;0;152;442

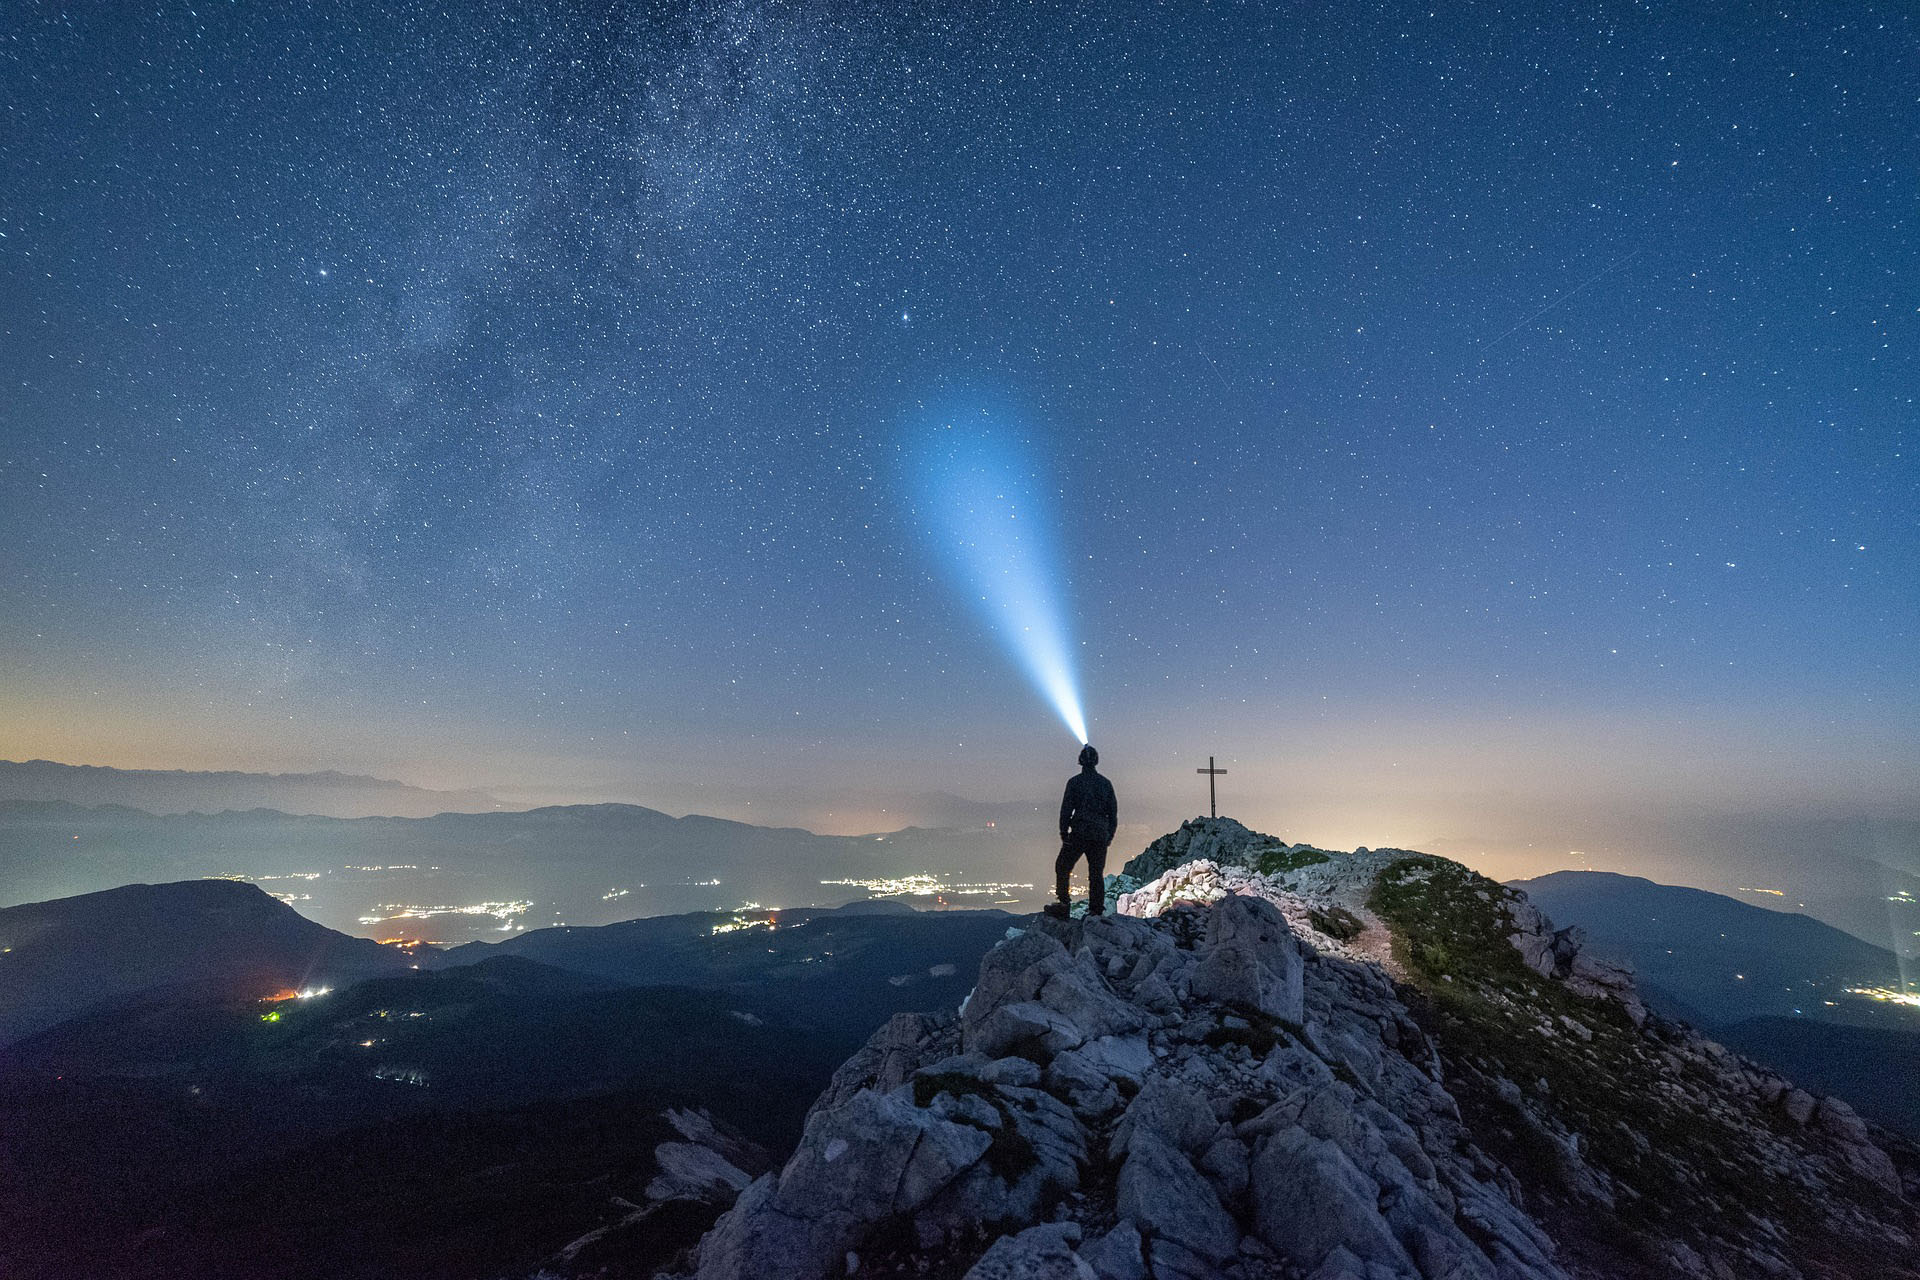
1196;756;1227;818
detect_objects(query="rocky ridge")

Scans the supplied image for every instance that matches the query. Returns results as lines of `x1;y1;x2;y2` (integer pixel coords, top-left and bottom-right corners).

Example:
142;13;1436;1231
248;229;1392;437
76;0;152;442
673;820;1919;1280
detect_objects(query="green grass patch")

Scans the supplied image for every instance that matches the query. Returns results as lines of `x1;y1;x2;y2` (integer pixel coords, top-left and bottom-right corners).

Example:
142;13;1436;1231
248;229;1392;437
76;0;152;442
1254;845;1332;876
1364;855;1867;1245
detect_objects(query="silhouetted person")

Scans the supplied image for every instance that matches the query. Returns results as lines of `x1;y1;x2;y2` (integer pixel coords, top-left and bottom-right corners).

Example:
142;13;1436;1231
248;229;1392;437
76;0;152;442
1047;744;1117;918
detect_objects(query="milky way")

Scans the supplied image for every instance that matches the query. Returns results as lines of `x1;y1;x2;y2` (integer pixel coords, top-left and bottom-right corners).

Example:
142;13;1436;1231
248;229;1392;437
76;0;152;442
2;2;1913;870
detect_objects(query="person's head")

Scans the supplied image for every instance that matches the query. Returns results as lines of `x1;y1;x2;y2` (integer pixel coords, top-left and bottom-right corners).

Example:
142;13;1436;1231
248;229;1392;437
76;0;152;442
1078;744;1099;769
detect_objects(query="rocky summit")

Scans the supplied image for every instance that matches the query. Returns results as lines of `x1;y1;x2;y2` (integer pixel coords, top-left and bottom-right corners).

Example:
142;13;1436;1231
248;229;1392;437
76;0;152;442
670;819;1920;1280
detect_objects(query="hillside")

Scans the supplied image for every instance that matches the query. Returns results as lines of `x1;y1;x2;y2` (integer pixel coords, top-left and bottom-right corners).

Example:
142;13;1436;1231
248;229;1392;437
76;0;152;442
1510;870;1907;1026
432;902;1015;1043
1509;869;1920;1136
0;879;411;1045
0;896;1017;1279
0;954;805;1280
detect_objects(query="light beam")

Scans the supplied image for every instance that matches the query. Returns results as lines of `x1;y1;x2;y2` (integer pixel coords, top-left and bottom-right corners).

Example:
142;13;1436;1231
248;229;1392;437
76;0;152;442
909;402;1088;744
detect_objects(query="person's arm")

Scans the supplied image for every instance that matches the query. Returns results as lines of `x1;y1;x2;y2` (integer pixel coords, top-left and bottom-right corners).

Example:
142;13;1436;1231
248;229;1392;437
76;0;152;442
1106;780;1118;838
1059;780;1074;842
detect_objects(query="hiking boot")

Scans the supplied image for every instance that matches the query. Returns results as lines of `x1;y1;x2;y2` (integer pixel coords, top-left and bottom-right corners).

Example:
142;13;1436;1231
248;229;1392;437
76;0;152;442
1041;902;1071;920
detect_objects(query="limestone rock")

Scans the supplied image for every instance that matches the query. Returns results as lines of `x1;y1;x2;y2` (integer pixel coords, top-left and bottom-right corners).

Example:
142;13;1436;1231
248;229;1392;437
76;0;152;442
970;1000;1085;1060
1115;1129;1240;1269
1120;815;1276;883
1074;1033;1153;1085
679;818;1916;1280
1080;1221;1147;1280
694;1089;990;1279
1044;1047;1122;1116
1187;892;1304;1023
812;1011;959;1117
1250;1127;1416;1274
963;1222;1095;1280
647;1141;754;1204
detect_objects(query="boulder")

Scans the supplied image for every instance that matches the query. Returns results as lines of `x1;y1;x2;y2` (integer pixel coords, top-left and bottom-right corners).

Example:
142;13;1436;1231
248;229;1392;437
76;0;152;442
1187;892;1304;1023
1380;1182;1496;1280
647;1141;754;1203
981;1055;1045;1088
1113;1075;1219;1159
963;1223;1095;1280
970;1000;1086;1060
964;931;1078;1031
695;1089;991;1280
1044;1048;1121;1116
1115;1129;1240;1269
962;929;1145;1059
1074;1033;1154;1085
813;1011;960;1117
1250;1128;1416;1274
1080;1221;1147;1280
1196;1132;1251;1204
1813;1096;1902;1194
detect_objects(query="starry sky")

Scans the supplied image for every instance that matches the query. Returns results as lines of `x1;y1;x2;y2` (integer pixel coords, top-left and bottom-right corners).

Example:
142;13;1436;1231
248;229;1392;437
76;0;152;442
2;1;1914;881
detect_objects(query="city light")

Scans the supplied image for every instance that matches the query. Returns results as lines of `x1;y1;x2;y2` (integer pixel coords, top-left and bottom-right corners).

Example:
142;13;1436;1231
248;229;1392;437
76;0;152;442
1845;986;1920;1009
357;900;532;927
821;874;1035;898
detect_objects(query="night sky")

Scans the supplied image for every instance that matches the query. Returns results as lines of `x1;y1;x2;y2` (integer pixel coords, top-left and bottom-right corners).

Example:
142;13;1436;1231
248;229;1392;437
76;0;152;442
3;2;1914;879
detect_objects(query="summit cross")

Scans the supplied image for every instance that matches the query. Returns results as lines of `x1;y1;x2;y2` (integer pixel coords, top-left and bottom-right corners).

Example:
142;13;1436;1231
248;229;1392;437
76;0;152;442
1196;756;1227;819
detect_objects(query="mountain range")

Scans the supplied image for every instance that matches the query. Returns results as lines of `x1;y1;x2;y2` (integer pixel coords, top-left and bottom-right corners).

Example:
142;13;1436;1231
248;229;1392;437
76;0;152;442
1511;869;1920;1136
0;758;501;818
0;798;1034;941
1511;870;1908;1026
0;882;1016;1279
5;818;1918;1279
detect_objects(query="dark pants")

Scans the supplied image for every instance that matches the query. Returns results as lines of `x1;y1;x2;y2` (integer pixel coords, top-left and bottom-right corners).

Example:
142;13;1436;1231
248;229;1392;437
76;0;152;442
1055;840;1109;914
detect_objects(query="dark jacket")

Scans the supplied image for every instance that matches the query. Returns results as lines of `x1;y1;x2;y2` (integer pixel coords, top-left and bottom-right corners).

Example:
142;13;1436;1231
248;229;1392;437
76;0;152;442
1060;766;1118;848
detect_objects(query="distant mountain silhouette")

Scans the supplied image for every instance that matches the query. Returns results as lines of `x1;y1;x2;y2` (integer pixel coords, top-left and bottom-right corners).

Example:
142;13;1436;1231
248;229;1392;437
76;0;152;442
1511;869;1920;1136
0;758;499;818
0;879;411;1045
1508;869;1906;1026
0;801;1031;940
